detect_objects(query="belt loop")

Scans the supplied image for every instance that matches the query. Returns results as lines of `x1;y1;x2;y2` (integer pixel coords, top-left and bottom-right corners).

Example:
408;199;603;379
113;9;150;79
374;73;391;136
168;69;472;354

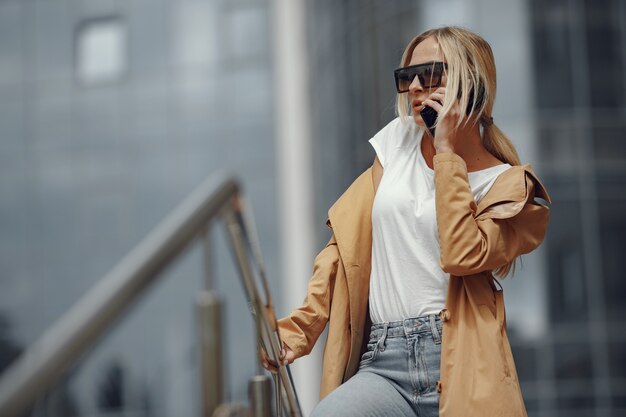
429;314;441;344
378;323;389;352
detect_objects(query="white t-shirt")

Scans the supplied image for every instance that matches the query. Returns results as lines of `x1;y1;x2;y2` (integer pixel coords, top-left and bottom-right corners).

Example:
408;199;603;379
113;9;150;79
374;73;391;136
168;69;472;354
368;117;512;324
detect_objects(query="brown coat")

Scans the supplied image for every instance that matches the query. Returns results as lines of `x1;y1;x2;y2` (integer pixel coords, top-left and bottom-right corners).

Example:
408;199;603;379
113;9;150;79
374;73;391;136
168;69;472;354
277;152;551;417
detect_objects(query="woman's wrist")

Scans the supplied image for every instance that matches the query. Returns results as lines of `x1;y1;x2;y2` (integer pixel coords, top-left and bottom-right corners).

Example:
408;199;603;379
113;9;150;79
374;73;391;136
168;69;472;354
434;144;455;154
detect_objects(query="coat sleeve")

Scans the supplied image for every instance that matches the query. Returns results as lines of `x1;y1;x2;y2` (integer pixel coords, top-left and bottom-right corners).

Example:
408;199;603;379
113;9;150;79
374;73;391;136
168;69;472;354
433;153;550;276
276;234;339;358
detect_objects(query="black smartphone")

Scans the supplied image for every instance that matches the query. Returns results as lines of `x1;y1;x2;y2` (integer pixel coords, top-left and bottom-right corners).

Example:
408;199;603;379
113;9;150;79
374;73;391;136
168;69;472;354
420;105;438;137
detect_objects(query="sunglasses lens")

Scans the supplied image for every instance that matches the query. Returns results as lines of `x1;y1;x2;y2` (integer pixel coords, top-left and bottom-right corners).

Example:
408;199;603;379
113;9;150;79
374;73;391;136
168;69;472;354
395;70;415;93
419;66;442;88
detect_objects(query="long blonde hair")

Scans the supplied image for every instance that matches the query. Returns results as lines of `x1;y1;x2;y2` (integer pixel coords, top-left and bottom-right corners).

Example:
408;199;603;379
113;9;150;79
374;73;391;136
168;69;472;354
397;26;521;278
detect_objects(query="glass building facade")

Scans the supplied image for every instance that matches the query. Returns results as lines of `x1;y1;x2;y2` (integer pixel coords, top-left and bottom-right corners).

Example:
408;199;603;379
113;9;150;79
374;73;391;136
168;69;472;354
520;0;626;415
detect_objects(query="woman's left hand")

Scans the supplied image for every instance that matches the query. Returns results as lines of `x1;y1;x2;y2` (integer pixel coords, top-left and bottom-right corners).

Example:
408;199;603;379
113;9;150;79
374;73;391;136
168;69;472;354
423;87;469;154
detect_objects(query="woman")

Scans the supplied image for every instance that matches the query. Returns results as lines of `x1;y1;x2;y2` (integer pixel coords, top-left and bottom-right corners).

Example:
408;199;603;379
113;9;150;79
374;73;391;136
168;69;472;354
262;26;551;417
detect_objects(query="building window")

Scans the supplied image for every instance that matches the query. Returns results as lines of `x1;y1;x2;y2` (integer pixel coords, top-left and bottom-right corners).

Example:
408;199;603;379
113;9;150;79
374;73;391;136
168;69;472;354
75;17;127;86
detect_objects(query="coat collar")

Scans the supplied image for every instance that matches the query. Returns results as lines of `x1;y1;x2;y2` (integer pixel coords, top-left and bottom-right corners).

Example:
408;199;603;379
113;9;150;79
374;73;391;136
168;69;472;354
476;164;551;220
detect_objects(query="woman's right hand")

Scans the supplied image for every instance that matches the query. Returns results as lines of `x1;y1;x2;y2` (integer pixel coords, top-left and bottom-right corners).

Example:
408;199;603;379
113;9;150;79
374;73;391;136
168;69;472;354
260;344;295;373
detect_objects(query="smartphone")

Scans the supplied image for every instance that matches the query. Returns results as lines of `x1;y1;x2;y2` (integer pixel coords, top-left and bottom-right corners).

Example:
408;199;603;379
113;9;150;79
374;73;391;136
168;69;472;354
420;105;438;137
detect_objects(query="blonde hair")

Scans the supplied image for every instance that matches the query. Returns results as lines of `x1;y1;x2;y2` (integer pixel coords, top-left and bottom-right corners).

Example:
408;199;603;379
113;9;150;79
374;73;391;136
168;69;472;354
397;26;522;278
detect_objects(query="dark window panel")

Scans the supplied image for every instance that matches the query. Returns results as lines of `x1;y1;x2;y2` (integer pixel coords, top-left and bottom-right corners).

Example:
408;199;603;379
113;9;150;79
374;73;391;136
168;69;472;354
613;394;626;409
536;123;578;168
592;120;626;167
510;343;537;382
584;0;624;109
543;184;588;323
523;398;539;414
554;343;593;379
555;395;595;411
531;0;574;109
608;342;626;378
597;195;626;321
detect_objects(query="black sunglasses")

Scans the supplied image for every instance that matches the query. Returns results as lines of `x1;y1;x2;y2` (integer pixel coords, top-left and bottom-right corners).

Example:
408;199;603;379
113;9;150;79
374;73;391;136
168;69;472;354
394;62;448;93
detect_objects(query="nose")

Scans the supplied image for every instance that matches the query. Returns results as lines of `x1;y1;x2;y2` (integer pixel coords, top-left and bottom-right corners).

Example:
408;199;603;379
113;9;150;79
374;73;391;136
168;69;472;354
408;74;423;93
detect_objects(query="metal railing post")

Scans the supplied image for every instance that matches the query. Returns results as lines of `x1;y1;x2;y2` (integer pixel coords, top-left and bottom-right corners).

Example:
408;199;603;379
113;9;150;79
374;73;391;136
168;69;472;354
197;291;224;417
248;375;272;417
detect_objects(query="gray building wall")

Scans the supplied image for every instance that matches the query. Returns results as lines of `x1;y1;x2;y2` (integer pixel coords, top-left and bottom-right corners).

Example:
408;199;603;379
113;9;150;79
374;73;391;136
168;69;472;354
0;0;277;415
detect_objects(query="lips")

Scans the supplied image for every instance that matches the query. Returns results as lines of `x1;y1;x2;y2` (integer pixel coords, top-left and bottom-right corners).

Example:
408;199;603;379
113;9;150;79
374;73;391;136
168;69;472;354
412;99;423;109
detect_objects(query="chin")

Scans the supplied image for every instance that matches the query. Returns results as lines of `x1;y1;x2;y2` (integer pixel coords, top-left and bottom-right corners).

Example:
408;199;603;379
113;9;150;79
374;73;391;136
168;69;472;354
412;114;425;128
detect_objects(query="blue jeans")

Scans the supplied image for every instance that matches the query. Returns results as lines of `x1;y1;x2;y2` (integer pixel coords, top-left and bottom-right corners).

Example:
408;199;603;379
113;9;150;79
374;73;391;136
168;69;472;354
311;314;443;417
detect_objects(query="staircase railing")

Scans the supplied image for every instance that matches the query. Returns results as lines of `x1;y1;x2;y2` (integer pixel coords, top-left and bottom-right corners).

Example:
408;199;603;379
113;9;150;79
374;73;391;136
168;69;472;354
0;172;302;417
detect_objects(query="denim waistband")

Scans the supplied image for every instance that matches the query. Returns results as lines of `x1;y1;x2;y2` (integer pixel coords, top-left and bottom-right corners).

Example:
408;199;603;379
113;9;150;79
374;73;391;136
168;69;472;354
370;313;443;340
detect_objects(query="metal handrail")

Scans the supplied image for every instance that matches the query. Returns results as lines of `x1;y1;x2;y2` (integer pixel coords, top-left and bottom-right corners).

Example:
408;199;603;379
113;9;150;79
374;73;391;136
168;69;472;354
0;172;302;417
